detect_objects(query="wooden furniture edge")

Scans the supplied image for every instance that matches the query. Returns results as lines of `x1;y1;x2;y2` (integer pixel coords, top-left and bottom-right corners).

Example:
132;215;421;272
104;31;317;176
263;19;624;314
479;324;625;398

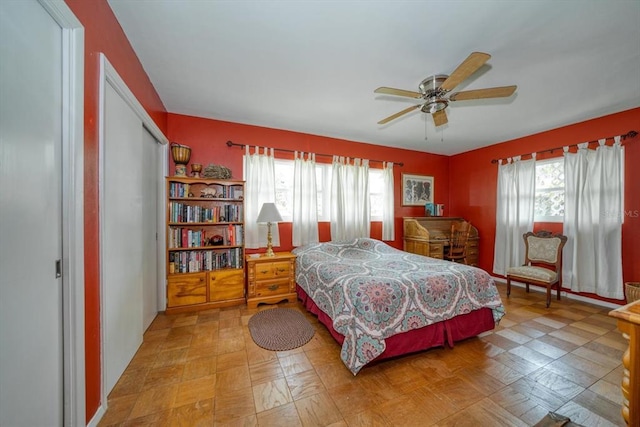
609;299;640;426
164;297;246;315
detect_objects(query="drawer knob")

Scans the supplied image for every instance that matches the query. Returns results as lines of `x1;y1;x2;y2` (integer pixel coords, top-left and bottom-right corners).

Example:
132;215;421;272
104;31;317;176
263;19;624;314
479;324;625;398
268;284;279;291
260;269;269;274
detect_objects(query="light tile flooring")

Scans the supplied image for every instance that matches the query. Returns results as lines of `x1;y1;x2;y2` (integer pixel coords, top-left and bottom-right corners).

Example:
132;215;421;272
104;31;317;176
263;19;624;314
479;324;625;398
99;284;627;426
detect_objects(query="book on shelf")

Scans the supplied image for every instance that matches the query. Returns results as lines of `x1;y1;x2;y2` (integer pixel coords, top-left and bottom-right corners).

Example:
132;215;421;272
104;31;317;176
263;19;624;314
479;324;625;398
169;248;244;274
169;182;190;198
425;203;435;216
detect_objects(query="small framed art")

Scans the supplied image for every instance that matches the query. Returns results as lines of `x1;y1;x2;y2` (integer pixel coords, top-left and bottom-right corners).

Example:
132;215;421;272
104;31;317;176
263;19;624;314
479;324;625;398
402;174;434;206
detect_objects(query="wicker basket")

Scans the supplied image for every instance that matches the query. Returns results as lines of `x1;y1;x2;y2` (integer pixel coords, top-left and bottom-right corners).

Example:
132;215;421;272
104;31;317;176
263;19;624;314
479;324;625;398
626;282;640;303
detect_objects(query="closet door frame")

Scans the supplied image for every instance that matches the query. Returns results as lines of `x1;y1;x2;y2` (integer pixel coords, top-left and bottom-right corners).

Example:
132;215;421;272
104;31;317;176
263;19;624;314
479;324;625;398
98;53;168;413
41;1;86;424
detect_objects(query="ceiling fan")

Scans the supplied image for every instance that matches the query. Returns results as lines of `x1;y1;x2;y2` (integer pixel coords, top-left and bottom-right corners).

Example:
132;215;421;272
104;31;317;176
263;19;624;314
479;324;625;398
375;52;517;127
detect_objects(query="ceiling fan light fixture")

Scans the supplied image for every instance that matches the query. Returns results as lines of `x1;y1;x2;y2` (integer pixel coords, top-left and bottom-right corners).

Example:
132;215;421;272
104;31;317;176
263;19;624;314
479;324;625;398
422;99;448;114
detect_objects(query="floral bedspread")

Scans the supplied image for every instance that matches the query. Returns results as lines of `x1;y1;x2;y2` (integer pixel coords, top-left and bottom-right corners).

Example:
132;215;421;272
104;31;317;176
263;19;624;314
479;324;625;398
292;238;505;374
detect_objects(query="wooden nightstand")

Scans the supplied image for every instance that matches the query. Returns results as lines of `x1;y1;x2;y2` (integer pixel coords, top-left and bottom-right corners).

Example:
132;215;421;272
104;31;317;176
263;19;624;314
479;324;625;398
246;252;297;309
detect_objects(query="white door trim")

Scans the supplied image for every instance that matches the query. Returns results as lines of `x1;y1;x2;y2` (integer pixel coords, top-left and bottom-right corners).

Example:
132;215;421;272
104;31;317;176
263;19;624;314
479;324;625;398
100;55;168;146
38;1;86;425
97;53;168;420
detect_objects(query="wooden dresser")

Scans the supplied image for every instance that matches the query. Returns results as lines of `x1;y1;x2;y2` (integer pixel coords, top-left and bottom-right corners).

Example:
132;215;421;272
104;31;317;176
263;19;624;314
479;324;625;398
403;217;479;266
246;252;297;309
608;299;640;426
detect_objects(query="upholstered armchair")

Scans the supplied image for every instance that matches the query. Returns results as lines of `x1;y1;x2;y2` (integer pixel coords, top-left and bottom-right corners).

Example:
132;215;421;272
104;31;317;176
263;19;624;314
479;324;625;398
506;231;567;308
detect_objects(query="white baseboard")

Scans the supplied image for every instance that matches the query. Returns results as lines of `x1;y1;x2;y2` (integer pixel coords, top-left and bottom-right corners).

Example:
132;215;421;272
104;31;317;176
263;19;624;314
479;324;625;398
86;404;106;427
492;277;623;310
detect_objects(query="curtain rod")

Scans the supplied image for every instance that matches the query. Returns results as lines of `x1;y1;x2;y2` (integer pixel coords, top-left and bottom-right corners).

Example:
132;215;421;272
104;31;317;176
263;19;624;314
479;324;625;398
490;130;638;164
226;140;404;167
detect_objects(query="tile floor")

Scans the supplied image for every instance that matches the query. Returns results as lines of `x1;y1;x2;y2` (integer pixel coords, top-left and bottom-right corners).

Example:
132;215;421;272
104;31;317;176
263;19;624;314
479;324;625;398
98;284;627;426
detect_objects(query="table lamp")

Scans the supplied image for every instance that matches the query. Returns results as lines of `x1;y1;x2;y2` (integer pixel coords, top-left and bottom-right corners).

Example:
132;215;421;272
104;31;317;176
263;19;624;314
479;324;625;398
256;202;283;257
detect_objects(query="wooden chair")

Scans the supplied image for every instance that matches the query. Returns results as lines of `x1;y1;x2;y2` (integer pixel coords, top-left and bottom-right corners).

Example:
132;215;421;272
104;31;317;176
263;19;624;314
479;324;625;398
444;221;471;264
506;231;567;308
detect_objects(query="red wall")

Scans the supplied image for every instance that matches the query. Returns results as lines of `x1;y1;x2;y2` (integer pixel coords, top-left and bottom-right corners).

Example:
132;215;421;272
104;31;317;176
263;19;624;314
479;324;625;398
449;108;640;302
64;0;168;422
169;110;639;301
167;113;451;252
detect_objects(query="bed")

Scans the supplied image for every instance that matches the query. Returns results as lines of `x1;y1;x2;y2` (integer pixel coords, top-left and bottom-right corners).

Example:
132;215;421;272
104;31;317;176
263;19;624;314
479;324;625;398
292;238;505;374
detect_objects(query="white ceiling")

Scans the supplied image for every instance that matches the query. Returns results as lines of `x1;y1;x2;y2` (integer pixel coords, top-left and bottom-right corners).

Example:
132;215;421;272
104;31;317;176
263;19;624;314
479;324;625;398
107;0;640;156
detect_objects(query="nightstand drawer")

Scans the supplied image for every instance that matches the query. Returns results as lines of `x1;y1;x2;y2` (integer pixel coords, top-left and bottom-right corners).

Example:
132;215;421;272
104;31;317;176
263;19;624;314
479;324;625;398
253;261;291;281
255;278;290;298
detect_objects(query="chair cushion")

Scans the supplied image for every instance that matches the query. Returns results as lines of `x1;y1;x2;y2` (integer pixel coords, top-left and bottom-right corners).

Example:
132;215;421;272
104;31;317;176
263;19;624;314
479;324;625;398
507;266;557;283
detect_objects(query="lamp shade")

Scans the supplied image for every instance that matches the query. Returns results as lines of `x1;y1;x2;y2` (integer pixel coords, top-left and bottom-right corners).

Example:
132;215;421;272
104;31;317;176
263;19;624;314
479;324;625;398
256;202;283;223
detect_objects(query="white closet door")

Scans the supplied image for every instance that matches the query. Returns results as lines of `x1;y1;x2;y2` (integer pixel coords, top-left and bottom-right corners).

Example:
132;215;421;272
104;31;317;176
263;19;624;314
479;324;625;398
0;1;64;424
142;128;160;330
104;82;144;394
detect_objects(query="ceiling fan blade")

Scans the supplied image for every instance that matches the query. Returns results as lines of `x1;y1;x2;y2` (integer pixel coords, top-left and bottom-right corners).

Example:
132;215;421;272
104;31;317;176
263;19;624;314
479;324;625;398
374;87;422;98
377;104;421;125
440;52;491;92
432;109;448;127
449;85;517;101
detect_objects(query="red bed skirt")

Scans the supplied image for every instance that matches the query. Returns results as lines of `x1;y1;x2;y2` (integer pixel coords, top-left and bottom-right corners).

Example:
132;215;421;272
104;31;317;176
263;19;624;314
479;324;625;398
296;284;496;364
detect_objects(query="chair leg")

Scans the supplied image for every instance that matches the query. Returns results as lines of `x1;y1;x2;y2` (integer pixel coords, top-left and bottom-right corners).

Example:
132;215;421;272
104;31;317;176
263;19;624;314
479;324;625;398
556;281;561;300
506;277;511;297
546;284;551;308
526;283;530;293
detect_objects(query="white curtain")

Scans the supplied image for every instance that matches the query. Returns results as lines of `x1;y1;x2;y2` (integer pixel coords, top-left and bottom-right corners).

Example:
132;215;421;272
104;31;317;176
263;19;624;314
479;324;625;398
292;152;319;246
243;146;280;249
563;138;624;299
493;155;536;276
330;156;370;241
382;162;395;241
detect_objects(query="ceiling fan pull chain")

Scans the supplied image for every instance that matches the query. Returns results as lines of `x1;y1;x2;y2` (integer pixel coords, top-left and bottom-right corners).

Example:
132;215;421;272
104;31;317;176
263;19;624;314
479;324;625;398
424;117;428;141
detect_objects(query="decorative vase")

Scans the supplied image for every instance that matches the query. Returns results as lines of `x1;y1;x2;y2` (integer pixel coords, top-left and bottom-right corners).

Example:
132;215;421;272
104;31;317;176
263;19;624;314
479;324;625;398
191;163;202;178
170;143;191;176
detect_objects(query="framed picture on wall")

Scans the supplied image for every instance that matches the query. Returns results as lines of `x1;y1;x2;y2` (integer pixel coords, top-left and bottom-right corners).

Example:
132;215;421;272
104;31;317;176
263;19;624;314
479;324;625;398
402;174;434;206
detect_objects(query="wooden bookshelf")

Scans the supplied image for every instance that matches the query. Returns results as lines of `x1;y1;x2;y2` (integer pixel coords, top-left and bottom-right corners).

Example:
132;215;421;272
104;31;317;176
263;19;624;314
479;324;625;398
165;177;245;314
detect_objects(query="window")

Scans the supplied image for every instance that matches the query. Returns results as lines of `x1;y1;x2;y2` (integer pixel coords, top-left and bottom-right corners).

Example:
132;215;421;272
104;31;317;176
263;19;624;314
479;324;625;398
273;159;330;221
368;168;384;219
273;159;294;220
273;158;384;222
534;158;564;222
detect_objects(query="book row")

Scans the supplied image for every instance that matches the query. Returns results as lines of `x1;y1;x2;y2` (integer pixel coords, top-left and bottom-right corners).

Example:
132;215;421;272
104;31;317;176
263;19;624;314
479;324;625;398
168;225;244;248
169;182;243;199
168;248;244;274
169;202;243;223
